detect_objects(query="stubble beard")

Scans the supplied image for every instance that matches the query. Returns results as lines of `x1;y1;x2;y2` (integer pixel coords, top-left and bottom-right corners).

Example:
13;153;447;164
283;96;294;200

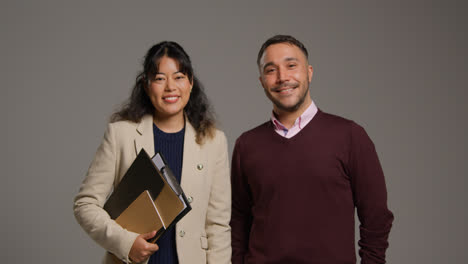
267;81;310;113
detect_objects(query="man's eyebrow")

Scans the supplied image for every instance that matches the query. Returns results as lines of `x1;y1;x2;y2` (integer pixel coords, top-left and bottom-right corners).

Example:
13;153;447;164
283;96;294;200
285;57;299;62
262;57;300;71
262;62;275;71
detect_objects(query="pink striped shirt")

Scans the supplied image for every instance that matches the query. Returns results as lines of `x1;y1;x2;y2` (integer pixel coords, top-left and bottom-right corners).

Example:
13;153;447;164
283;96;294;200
271;101;318;138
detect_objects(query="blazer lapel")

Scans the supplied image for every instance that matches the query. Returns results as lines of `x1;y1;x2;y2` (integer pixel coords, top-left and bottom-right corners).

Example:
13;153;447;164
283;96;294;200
135;116;203;195
180;122;203;194
134;115;155;157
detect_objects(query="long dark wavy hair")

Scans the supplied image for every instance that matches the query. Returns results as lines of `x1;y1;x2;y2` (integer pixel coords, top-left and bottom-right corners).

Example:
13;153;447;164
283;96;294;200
111;41;216;144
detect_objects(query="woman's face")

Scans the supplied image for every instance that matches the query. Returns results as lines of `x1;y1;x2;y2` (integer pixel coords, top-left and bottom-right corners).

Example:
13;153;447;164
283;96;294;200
146;56;192;121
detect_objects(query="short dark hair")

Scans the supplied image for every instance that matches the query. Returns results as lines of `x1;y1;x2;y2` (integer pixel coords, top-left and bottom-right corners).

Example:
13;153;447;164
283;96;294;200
111;41;216;144
257;35;309;67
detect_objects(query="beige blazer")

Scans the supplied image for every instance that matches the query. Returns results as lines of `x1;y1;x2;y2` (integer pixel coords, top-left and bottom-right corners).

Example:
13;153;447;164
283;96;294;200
74;115;231;264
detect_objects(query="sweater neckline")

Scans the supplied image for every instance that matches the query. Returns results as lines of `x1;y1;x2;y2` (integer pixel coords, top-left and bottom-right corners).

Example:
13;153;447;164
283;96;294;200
269;109;323;142
153;123;185;141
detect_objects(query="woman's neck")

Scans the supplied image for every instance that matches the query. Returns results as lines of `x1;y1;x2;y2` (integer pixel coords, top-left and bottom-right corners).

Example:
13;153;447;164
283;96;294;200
153;112;185;133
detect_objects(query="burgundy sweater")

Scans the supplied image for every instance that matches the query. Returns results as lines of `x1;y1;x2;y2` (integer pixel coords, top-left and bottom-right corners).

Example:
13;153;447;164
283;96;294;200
230;110;393;264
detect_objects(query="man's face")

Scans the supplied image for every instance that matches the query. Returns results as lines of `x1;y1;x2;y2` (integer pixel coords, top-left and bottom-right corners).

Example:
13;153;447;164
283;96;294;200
259;43;313;113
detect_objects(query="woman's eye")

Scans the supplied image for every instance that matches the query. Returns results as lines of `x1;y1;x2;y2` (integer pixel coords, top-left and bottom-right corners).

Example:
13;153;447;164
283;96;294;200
175;75;185;80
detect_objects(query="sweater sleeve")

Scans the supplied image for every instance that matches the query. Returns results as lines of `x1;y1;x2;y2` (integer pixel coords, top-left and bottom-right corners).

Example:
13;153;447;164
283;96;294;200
230;137;253;264
348;122;394;264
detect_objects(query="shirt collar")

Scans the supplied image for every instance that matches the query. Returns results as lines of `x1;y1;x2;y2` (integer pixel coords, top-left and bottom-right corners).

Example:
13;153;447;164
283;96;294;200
271;100;318;131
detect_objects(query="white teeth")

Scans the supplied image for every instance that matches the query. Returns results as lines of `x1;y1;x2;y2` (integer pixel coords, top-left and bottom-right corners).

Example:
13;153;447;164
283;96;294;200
164;97;178;100
280;88;293;92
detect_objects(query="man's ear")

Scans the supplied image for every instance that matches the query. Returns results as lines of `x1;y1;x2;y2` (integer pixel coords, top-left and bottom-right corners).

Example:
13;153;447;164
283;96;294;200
308;65;314;82
259;75;266;89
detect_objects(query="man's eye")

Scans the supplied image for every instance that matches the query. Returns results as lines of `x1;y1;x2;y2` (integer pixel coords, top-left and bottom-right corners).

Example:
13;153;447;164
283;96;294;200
265;68;275;73
288;64;297;68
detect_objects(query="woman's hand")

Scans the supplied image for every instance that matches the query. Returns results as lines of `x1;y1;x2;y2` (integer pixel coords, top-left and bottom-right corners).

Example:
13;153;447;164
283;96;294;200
129;231;159;263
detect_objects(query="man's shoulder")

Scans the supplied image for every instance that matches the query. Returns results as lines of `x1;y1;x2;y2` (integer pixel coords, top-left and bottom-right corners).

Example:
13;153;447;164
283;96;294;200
317;110;363;131
318;110;353;125
318;110;371;142
236;120;271;142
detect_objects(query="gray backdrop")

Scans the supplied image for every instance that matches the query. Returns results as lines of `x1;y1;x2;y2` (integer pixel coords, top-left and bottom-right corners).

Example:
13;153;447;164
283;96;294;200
2;0;467;263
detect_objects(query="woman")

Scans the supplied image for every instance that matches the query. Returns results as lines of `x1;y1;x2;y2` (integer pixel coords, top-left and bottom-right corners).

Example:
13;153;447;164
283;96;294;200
74;41;231;264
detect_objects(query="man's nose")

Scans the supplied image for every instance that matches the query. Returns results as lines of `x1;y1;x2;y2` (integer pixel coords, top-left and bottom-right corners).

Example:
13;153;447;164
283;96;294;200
277;67;289;83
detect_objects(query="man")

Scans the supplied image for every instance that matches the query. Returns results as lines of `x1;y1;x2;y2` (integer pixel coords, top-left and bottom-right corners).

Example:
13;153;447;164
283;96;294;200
230;35;394;264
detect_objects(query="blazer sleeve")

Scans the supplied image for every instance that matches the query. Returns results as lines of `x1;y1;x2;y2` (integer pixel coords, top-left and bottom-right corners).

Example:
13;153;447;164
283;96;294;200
73;123;138;263
205;131;232;263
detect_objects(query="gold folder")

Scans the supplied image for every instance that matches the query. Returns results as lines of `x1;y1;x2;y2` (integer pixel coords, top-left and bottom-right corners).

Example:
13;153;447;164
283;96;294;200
104;150;191;263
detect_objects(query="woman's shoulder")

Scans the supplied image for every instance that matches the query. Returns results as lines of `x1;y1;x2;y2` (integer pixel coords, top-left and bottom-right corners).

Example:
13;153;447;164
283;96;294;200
106;119;138;135
106;116;151;137
203;127;228;148
109;119;139;129
212;127;226;139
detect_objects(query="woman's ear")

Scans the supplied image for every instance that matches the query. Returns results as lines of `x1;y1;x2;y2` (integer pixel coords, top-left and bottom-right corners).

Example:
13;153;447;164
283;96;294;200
189;77;194;92
142;74;150;94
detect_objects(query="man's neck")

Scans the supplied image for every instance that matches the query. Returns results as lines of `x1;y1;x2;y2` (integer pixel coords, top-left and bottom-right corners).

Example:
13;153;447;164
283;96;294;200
274;100;312;129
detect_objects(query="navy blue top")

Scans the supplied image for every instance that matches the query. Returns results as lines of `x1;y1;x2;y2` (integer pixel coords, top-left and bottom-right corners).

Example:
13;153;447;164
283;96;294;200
149;123;185;264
